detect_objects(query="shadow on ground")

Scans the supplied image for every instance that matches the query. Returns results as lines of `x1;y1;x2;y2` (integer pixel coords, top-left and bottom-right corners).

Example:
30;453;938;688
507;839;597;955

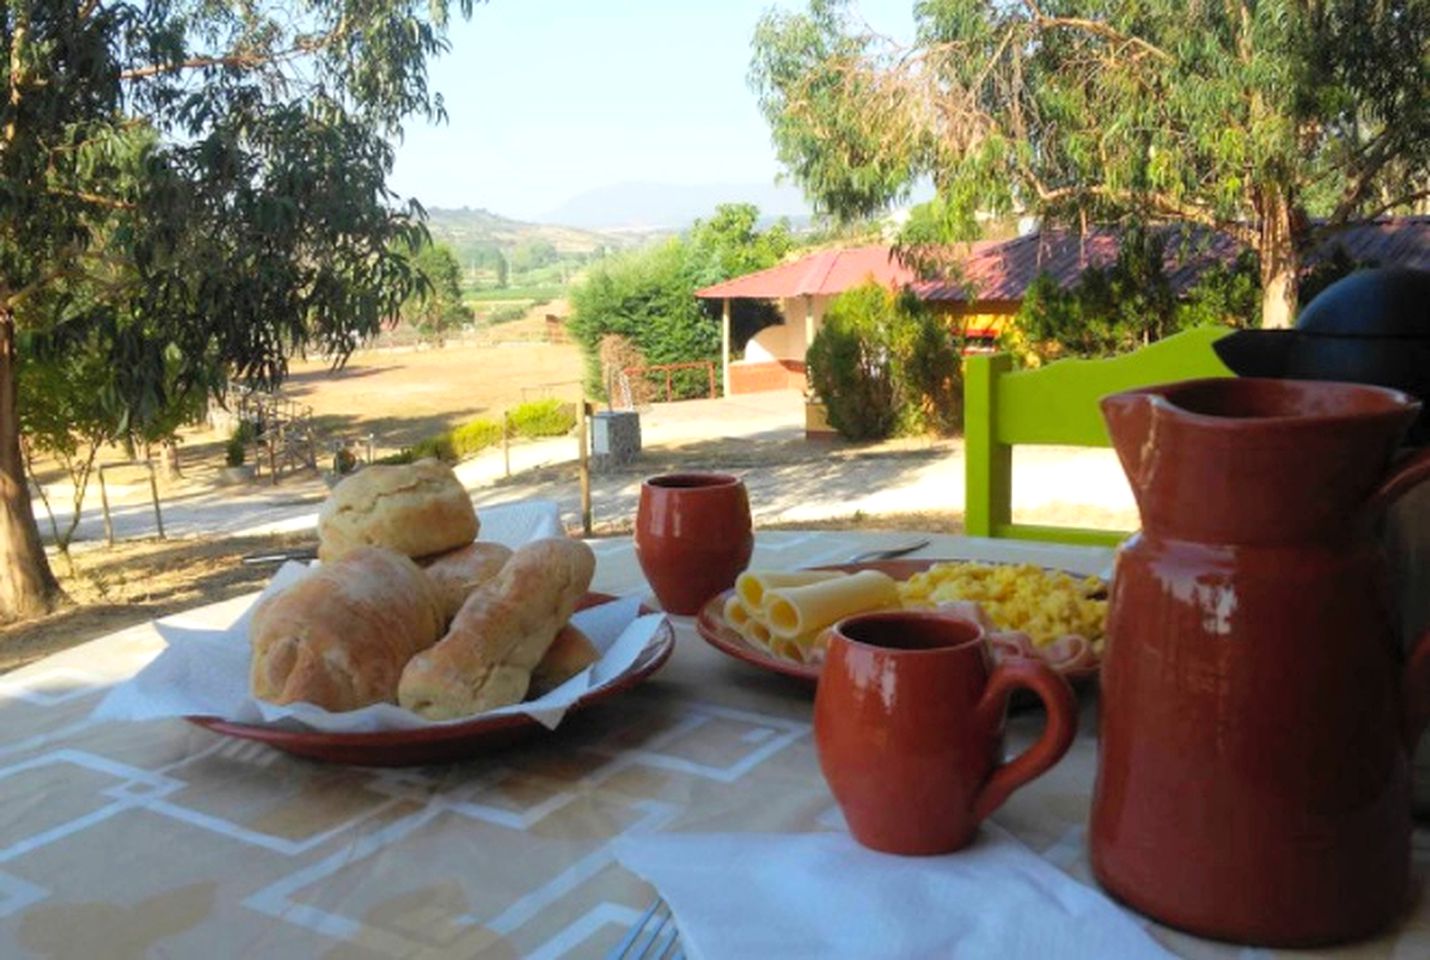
0;532;315;672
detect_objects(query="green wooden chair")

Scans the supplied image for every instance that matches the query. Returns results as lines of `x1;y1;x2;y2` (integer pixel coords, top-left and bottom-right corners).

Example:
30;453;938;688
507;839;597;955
962;326;1235;546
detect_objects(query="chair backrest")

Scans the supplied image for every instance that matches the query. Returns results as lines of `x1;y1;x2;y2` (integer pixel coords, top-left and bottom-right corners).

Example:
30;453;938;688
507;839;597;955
962;326;1235;546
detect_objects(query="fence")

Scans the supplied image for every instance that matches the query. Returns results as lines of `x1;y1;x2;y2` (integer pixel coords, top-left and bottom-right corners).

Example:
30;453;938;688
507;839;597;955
622;361;718;404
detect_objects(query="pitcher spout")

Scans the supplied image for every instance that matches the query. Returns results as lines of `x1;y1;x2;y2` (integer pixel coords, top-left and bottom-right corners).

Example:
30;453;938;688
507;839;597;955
1100;390;1160;504
1101;377;1423;547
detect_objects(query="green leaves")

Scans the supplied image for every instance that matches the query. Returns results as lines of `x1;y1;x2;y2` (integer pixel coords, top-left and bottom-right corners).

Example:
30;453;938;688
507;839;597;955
750;0;1430;325
567;205;792;400
1010;229;1260;363
807;282;961;441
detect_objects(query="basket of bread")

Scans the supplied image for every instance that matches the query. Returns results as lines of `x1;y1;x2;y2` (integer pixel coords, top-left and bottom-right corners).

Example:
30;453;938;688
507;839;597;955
94;460;673;764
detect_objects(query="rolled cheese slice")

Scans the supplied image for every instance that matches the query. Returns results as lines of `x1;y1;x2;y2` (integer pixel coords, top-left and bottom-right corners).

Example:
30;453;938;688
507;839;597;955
723;594;753;630
735;570;843;610
765;570;899;639
768;635;804;662
741;618;773;650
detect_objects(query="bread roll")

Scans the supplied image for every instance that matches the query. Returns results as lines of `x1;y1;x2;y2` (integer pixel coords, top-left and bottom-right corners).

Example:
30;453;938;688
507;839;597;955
422;541;514;622
529;624;600;697
318;459;478;562
250;547;445;711
398;538;596;720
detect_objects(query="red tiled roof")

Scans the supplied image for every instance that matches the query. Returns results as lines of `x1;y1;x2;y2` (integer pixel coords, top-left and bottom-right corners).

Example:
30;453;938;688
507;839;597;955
695;218;1430;305
1322;216;1430;270
914;218;1430;302
695;245;919;299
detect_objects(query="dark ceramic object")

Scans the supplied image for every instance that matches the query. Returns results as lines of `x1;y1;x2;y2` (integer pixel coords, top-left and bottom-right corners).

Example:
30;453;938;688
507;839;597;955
634;473;754;615
814;611;1077;855
1213;267;1430;444
1093;377;1430;946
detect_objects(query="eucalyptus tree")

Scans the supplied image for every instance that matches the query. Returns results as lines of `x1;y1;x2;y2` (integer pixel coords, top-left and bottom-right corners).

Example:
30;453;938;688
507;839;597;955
0;0;478;620
751;0;1430;328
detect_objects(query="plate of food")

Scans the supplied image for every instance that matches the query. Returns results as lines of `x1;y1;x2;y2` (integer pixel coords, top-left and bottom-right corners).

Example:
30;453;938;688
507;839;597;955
189;590;675;765
696;559;1107;685
94;459;674;766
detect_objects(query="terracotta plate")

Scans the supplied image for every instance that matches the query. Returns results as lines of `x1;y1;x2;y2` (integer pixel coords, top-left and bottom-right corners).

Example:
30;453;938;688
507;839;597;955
695;559;1105;686
186;593;674;766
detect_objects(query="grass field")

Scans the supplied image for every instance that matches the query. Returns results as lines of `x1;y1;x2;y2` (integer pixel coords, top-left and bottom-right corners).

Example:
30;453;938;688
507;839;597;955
465;283;566;303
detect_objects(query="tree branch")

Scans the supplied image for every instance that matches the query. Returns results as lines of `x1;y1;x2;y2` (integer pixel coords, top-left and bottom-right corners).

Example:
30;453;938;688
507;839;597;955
1355;188;1430;224
1021;1;1173;62
118;38;326;81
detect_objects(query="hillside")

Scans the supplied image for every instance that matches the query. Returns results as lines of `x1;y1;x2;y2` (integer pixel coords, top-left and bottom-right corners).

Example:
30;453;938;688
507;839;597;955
542;181;814;230
424;207;632;259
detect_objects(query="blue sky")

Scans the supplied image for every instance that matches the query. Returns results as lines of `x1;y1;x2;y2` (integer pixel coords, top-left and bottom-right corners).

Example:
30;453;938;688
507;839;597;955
387;1;916;221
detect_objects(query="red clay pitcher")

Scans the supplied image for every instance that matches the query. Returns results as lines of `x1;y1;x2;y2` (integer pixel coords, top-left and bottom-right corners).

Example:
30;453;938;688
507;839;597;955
1093;377;1430;947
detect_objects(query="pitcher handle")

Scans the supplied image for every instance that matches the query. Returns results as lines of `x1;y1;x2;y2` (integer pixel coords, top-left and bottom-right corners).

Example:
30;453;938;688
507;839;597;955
970;658;1078;822
1369;448;1430;520
1404;630;1430;751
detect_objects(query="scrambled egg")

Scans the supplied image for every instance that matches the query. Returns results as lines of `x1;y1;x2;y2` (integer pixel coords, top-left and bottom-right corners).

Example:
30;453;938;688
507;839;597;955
897;562;1107;651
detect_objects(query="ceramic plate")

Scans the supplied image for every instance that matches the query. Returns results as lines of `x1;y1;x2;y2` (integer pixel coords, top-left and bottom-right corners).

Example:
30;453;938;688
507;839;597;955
695;559;1105;686
186;594;674;766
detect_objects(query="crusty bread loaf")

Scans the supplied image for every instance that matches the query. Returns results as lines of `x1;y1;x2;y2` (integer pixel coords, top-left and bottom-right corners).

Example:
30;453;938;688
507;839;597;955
529;624;600;697
250;547;445;711
422;541;514;622
398;538;596;720
318;459;478;562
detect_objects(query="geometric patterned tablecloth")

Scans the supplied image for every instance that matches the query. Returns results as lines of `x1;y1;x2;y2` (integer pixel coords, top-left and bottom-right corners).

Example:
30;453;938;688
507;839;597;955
0;530;1427;959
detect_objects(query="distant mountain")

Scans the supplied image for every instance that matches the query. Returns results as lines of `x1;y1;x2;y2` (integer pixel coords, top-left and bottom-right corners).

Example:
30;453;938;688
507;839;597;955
422;207;629;258
542;181;815;231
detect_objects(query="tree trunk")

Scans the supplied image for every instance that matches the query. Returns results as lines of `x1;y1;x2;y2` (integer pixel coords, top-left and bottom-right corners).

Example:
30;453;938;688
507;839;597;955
1257;191;1300;329
0;309;62;621
160;439;182;480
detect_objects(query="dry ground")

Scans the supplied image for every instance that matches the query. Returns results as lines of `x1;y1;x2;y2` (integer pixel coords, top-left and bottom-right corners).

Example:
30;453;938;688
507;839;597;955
26;309;585;496
284;312;585;454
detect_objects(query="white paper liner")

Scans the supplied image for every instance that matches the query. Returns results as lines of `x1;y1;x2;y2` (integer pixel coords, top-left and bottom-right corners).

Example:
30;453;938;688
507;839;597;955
93;498;665;733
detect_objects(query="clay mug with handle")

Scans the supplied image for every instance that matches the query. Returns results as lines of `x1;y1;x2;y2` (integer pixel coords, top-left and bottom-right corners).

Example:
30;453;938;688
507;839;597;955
815;610;1078;855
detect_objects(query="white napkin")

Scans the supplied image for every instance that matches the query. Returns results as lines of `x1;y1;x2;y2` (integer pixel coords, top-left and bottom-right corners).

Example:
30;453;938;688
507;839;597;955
615;828;1171;960
93;498;665;733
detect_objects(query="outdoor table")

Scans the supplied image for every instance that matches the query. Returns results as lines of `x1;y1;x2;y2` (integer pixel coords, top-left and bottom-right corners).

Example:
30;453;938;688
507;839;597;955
1;530;1427;958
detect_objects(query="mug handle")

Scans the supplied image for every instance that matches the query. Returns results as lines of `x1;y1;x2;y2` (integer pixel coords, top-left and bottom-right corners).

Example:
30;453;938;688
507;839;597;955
1368;447;1430;521
970;658;1079;823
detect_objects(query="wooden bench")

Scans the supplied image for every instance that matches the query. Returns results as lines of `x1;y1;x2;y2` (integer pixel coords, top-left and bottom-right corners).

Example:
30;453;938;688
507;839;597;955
962;326;1235;546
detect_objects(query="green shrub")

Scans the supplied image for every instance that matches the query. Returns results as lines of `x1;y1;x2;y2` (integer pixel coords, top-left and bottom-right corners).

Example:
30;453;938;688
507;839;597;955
567;204;791;401
891;297;963;435
375;449;416;465
409;434;457;463
450;418;503;457
486;303;528;325
224;434;246;467
807;286;899;441
508;399;576;438
807;283;963;441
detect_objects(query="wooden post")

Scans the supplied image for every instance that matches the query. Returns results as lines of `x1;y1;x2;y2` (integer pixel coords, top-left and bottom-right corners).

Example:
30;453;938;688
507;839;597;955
98;469;114;547
803;294;815;357
721;297;731;397
707;360;716;399
502;412;511;479
963;353;1013;538
577;399;592;537
665;369;673;402
147;461;165;540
